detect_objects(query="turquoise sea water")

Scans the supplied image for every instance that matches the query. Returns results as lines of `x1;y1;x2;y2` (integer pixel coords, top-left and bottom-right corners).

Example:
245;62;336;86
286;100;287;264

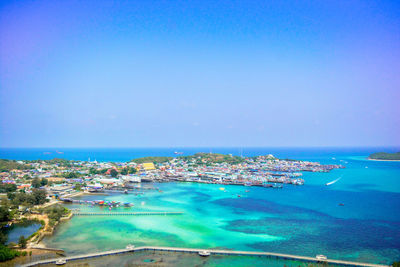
1;148;400;264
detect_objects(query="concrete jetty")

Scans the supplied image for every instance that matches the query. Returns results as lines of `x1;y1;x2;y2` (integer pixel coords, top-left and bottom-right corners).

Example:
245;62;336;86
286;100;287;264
20;246;391;267
72;211;183;216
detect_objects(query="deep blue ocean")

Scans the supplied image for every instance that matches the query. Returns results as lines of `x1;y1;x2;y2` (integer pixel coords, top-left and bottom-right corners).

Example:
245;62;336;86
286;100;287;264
1;147;400;264
1;147;399;162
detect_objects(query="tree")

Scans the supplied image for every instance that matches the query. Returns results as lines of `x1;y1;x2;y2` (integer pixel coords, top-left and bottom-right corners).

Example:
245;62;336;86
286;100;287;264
0;183;17;193
0;205;11;224
62;172;80;178
0;245;20;262
31;178;41;188
120;168;128;175
7;192;15;201
18;235;26;249
40;178;48;186
0;232;7;245
31;189;47;205
110;169;118;177
89;168;98;175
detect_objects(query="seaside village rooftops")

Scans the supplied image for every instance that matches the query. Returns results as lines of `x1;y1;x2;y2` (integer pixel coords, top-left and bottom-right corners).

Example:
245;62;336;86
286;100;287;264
0;154;344;196
142;162;156;171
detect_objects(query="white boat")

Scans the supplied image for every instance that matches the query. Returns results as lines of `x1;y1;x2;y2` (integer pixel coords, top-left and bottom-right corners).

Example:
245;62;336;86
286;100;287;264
126;244;135;250
199;250;210;257
316;255;327;260
325;177;341;186
56;259;66;265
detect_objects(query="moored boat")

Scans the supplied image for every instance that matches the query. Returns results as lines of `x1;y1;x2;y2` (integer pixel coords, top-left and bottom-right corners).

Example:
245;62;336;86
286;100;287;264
56;259;66;265
199;250;210;257
316;255;327;261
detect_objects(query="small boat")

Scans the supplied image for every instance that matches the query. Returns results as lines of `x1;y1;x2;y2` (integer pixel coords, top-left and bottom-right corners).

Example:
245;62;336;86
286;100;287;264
199;250;210;257
272;183;283;189
245;190;249;192
237;195;241;198
124;190;128;194
316;255;327;261
126;244;135;250
338;203;345;206
56;259;67;265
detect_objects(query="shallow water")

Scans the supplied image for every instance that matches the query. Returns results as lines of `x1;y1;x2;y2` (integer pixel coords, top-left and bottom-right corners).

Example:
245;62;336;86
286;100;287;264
3;147;399;265
43;173;400;265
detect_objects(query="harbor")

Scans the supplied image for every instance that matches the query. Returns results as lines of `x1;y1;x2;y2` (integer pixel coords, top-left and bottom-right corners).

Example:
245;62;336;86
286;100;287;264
1;151;399;266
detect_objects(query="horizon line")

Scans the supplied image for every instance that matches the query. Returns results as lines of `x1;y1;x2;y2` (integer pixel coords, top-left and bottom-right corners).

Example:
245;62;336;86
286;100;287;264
1;146;399;149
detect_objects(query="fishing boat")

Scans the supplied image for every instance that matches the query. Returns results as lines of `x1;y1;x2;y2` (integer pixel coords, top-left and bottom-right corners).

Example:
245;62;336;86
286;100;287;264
199;250;210;257
126;244;135;250
316;255;327;261
272;183;283;189
56;259;66;265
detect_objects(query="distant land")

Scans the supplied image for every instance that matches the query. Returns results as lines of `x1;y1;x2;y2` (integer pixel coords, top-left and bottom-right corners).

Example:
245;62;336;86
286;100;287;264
368;152;400;161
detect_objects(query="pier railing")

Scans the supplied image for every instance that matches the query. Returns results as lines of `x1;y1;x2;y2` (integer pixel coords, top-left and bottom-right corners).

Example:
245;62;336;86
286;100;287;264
21;246;391;267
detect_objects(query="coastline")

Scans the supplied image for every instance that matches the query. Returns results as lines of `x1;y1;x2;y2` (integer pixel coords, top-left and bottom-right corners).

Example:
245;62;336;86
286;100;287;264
367;158;400;162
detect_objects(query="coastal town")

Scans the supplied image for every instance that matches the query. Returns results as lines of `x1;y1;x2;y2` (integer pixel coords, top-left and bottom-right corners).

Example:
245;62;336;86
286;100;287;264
1;153;345;195
0;153;344;263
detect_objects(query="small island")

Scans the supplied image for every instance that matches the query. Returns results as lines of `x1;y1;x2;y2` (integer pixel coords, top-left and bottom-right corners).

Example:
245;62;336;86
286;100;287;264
368;152;400;161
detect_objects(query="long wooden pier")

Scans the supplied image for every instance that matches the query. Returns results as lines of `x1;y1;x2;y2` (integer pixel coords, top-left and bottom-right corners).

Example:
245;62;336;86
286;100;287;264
72;211;184;216
21;246;391;267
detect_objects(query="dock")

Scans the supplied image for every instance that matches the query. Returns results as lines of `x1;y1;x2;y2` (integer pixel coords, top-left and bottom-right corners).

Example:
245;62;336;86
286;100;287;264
72;211;184;216
20;246;391;267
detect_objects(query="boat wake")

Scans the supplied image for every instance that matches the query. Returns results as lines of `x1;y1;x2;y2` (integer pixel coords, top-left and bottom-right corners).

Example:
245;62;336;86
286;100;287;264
325;177;342;186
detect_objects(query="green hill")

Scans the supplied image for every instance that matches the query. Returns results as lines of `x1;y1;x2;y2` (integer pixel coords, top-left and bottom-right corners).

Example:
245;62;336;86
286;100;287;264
130;156;173;164
368;152;400;160
0;159;30;172
178;153;244;165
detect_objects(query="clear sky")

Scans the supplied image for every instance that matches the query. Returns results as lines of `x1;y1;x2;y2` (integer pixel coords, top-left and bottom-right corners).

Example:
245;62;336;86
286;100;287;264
0;0;399;148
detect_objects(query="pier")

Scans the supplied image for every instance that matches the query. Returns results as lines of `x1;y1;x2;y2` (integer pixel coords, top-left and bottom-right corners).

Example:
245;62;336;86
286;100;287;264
72;211;184;216
21;246;391;267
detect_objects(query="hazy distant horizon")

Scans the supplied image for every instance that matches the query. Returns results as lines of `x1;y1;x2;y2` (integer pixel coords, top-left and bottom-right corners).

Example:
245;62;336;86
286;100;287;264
1;145;400;149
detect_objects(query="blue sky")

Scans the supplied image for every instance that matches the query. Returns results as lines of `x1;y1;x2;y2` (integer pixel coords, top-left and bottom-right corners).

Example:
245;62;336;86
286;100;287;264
0;0;399;147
